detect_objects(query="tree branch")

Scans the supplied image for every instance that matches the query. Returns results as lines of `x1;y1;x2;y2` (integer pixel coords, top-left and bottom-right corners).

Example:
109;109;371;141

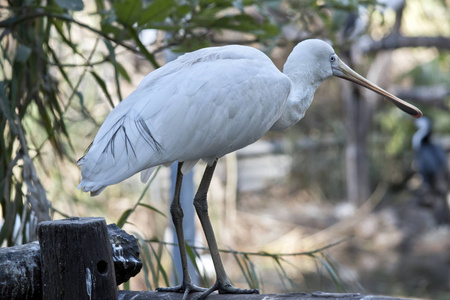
393;85;450;112
363;34;450;53
392;0;405;34
145;236;351;258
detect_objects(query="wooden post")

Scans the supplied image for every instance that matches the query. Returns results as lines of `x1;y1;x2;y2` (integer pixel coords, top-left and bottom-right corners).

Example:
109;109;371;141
38;217;118;300
0;222;141;300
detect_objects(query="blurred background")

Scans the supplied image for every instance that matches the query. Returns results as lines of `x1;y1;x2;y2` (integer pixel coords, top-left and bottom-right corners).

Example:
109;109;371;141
1;0;449;299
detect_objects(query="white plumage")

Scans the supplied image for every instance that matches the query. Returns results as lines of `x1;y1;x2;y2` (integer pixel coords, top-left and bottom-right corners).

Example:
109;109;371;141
78;40;421;196
78;39;421;299
78;44;292;195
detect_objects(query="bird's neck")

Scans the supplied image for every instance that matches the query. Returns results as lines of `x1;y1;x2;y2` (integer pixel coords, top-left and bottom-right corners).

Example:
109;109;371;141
270;68;323;131
413;126;431;150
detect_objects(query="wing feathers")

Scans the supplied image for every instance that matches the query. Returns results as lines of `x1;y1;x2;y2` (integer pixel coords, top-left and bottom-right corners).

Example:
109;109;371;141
79;45;291;194
78;112;163;191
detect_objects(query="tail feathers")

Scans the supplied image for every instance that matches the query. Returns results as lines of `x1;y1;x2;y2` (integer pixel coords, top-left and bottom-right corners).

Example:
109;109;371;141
78;182;106;197
78;155;106;196
90;187;106;196
140;167;155;183
181;159;199;174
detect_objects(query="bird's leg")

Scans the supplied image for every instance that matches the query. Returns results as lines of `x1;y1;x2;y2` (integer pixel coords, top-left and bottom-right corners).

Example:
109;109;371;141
194;160;259;299
157;162;206;297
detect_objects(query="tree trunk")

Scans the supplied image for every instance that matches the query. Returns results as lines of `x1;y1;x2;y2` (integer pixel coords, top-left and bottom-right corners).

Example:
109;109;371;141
342;52;371;205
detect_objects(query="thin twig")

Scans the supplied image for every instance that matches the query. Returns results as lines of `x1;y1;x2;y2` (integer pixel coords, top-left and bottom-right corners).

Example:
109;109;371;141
47;56;111;67
34;39;101;155
144;236;351;258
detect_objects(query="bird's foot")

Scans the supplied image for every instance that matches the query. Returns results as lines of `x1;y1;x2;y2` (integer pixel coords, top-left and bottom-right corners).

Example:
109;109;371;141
157;283;207;299
196;281;259;300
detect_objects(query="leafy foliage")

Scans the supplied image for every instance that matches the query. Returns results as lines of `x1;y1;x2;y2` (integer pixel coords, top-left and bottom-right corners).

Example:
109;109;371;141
0;0;279;247
137;237;351;292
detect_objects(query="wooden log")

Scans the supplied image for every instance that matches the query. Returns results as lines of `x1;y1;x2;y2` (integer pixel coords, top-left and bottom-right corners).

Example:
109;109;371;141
0;241;42;300
0;222;142;299
117;291;412;300
38;217;118;300
108;223;142;285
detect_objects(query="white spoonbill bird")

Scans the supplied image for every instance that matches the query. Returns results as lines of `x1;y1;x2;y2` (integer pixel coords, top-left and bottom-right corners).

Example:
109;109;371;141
78;39;422;299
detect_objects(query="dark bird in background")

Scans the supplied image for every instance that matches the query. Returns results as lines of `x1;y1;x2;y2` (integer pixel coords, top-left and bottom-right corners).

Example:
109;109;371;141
413;116;450;224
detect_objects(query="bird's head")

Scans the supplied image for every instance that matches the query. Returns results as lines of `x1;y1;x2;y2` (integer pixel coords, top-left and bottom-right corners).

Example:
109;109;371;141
414;116;431;130
289;39;422;119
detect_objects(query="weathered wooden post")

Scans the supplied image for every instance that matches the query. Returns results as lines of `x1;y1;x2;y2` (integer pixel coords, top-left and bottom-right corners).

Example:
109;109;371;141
38;217;118;300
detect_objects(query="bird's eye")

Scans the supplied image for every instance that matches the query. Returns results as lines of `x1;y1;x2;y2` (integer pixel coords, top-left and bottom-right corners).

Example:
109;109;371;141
330;55;336;62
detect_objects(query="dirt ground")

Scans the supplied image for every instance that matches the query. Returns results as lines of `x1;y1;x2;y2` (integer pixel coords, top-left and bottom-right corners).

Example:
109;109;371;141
235;183;450;300
122;155;450;300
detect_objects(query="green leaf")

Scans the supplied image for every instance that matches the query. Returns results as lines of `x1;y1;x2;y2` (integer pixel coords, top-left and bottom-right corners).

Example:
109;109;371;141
137;202;166;218
319;255;346;292
172;36;211;53
113;0;143;26
116;208;133;228
51;19;83;59
169;4;191;21
212;14;278;38
55;0;84;11
133;233;154;290
149;242;170;286
116;62;131;83
242;254;259;289
74;91;84;109
48;45;73;89
230;252;248;285
199;0;233;8
138;0;175;25
272;256;295;291
185;243;210;286
90;70;115;108
103;40;122;101
100;22;128;40
128;27;160;68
